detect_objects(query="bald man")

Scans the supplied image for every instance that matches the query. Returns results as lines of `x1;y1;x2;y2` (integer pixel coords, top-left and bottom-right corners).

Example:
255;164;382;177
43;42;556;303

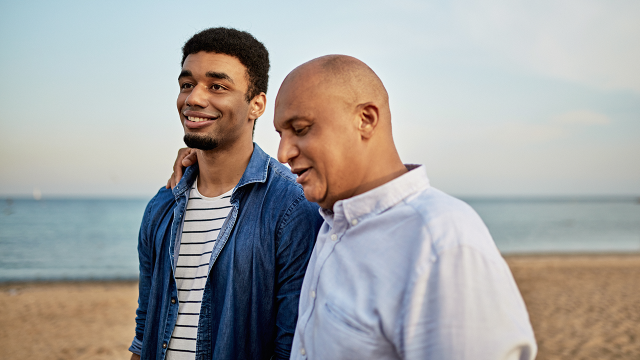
170;55;537;359
273;55;537;360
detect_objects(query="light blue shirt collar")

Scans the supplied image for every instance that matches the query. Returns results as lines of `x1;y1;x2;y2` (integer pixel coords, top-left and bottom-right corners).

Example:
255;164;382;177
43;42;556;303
320;164;430;232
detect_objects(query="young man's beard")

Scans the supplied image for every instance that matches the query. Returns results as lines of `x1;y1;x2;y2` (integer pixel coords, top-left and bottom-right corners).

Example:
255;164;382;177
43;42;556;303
183;133;219;150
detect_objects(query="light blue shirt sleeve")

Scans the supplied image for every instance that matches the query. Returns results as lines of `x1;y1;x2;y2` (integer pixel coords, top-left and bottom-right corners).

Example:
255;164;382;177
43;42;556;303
401;245;535;359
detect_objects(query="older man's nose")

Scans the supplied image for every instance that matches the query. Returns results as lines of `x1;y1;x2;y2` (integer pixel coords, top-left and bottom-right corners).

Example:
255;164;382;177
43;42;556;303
277;135;299;165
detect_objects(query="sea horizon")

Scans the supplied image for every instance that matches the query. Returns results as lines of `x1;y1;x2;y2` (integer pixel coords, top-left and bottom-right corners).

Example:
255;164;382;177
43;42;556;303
3;194;639;201
2;196;640;282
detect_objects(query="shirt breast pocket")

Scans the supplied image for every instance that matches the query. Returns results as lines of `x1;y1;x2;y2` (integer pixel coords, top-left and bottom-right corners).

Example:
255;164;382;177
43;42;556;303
315;302;383;359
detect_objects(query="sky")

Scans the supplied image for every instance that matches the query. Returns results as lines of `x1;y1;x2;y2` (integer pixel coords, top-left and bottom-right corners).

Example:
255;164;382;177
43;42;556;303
0;0;639;198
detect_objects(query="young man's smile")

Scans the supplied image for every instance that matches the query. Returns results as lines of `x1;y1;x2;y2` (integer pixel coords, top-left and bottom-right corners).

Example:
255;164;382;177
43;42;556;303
182;110;220;129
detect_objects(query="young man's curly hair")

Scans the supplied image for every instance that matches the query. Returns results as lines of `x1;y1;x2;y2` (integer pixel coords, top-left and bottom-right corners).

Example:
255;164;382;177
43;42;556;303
182;27;270;102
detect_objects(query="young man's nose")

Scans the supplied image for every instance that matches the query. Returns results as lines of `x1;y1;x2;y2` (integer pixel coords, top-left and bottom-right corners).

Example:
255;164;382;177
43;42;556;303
185;84;209;108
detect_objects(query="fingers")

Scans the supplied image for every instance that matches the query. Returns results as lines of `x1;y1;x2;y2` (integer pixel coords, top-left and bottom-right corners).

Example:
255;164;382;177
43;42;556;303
169;148;195;189
182;149;198;167
172;165;184;189
173;148;191;174
167;148;187;190
166;148;199;189
170;173;179;189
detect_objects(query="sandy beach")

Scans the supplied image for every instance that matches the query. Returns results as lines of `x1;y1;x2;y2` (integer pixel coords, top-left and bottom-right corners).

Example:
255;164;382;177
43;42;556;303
1;254;639;360
507;254;640;359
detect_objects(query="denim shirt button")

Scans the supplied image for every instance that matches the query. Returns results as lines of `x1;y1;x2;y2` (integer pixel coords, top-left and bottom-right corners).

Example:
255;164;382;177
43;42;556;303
162;342;167;349
171;298;176;304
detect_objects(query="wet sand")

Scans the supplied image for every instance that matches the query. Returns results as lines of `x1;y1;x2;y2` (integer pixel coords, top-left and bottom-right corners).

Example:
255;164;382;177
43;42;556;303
1;254;639;359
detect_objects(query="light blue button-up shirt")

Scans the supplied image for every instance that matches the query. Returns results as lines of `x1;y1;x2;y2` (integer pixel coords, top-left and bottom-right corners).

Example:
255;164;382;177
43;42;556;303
291;165;536;360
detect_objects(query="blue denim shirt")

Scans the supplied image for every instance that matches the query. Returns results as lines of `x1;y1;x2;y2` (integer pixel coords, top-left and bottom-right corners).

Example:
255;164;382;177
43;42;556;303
129;144;322;360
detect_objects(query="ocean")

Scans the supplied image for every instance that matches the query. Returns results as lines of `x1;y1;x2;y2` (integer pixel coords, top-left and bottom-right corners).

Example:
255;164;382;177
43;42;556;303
1;197;639;282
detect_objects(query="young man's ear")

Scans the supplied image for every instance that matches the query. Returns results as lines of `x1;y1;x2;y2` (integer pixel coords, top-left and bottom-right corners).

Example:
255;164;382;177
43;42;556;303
357;102;379;139
249;92;267;120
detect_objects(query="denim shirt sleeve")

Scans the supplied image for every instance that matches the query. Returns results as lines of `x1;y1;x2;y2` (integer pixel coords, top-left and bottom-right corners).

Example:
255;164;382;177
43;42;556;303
129;195;157;355
273;193;322;360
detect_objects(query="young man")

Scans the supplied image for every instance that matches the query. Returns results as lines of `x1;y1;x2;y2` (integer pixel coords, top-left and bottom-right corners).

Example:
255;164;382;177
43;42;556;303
130;28;322;360
272;55;537;359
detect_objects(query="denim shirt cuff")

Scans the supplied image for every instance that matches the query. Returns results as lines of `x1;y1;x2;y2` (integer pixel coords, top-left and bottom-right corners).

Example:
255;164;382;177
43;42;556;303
129;336;143;355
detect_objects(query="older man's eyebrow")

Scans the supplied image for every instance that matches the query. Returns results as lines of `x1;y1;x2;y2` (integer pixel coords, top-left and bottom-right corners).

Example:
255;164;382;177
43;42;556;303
279;116;311;129
178;70;192;80
206;71;234;84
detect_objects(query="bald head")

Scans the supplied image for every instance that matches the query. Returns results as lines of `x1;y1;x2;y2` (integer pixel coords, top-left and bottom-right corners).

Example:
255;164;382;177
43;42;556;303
274;55;406;210
280;55;391;122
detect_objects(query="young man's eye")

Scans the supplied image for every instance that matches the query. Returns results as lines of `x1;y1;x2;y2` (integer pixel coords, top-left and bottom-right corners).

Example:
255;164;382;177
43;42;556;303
180;83;194;90
212;84;224;90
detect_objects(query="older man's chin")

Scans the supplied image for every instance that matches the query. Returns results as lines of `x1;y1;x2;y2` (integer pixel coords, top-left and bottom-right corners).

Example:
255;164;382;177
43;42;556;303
309;192;334;211
300;187;323;207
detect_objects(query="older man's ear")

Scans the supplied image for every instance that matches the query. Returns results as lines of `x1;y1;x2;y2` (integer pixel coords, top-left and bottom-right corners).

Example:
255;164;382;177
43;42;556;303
357;102;380;140
166;147;199;189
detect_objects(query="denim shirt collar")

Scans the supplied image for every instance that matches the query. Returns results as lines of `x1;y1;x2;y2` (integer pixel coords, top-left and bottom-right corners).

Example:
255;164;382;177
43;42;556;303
171;143;271;201
320;164;430;232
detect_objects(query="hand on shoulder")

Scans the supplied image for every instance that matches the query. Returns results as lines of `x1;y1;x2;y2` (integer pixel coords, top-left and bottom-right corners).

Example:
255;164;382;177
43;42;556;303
166;148;198;189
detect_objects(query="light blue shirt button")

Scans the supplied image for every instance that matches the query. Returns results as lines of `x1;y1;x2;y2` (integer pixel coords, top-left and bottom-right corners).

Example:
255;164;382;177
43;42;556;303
351;219;358;226
300;348;306;355
310;290;316;298
331;234;337;241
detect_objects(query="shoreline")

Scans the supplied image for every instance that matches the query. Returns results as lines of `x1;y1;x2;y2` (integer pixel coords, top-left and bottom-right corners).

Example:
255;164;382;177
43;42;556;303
0;279;139;286
2;252;639;285
1;254;639;359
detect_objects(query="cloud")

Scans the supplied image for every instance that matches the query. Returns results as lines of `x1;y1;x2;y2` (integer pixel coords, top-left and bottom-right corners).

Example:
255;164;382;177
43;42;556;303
552;110;611;125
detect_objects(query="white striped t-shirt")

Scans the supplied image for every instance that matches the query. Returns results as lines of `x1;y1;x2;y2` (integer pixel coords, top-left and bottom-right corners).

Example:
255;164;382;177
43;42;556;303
166;180;233;360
